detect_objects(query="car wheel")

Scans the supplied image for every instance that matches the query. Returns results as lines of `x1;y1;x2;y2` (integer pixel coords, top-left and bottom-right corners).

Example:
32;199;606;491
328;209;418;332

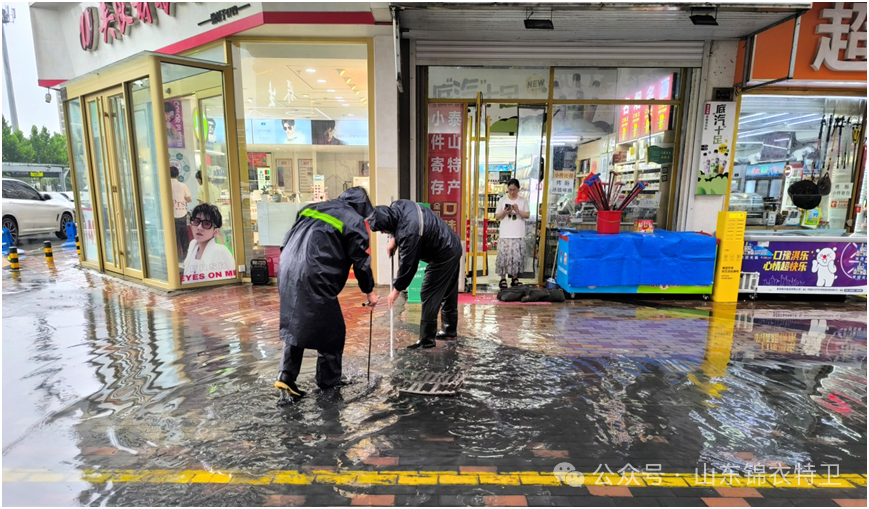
2;216;19;246
55;213;73;240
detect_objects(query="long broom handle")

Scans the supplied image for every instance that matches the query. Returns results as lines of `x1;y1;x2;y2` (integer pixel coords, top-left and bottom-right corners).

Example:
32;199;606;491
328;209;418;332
367;307;373;382
390;253;394;359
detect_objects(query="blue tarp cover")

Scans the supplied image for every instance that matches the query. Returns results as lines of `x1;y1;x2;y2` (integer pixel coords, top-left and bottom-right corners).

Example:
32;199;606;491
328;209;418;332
564;230;716;287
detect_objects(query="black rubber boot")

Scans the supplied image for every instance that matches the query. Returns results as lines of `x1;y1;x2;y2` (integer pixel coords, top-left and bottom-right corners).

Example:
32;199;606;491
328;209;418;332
407;320;437;349
436;311;458;340
275;371;307;397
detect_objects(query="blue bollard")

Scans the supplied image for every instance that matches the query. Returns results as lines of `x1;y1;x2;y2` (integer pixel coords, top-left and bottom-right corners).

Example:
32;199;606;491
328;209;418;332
62;222;78;249
1;228;12;256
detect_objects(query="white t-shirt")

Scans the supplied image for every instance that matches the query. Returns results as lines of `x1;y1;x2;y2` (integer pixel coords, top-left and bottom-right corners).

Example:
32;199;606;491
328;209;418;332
497;195;528;238
171;179;191;219
182;237;236;284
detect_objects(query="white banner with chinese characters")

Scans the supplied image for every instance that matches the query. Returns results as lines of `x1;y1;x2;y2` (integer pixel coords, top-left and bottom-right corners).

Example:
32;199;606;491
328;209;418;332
697;102;736;195
426;104;464;235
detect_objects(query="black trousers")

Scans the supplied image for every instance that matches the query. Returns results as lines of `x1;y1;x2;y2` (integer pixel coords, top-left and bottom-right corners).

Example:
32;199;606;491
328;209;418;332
420;252;461;324
174;217;189;259
280;343;343;389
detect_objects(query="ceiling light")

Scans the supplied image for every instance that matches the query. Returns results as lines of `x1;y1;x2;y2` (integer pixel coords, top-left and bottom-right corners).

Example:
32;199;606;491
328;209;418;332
343;104;349;107
247;98;253;103
351;85;357;91
524;19;554;30
689;8;718;26
327;89;335;92
336;97;343;100
348;114;354;117
339;69;346;76
524;7;554;30
354;91;361;96
306;69;316;73
317;79;326;83
345;78;352;84
740;113;789;124
303;94;309;98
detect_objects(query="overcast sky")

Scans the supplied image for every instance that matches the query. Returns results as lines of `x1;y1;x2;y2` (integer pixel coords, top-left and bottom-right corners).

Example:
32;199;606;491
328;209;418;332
2;2;62;134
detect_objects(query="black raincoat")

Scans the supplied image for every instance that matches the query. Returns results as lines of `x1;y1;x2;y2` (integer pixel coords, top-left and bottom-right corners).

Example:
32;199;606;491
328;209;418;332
278;187;375;353
369;200;462;292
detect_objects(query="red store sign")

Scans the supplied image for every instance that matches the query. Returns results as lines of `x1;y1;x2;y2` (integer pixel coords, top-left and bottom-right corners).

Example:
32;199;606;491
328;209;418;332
426;104;464;235
79;2;175;51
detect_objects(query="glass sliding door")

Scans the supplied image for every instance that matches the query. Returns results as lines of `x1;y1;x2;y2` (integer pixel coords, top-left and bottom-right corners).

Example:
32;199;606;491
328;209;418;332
84;86;145;278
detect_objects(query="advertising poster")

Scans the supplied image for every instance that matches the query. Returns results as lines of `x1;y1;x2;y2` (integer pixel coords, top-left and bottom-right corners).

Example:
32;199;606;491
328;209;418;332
165;99;185;148
696;101;736;195
248;119;312;145
278;119;311;145
299;159;314;191
250;119;276;145
426;103;464;235
180;230;237;285
742;240;868;294
311;120;368;146
552;171;576;196
276;159;293;189
81;208;98;261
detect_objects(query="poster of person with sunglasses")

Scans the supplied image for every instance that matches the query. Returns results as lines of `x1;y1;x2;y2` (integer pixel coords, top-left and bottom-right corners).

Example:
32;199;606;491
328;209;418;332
281;118;310;145
181;204;236;284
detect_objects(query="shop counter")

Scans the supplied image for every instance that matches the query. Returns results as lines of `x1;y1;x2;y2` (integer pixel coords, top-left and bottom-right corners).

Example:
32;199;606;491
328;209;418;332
556;230;716;295
740;233;867;296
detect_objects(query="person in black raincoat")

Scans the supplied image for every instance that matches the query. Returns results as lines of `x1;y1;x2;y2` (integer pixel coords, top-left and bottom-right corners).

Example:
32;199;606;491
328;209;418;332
275;187;378;397
369;200;462;349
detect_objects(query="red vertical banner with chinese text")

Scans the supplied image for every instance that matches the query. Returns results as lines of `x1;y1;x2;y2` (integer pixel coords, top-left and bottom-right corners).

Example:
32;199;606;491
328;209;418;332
427;104;464;235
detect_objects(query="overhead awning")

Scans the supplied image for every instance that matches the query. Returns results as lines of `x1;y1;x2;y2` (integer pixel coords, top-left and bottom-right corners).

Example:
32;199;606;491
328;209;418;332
397;3;811;42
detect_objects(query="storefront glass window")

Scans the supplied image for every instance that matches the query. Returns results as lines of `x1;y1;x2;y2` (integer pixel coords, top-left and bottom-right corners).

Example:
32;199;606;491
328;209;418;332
130;78;168;282
237;42;370;276
67;98;99;262
730;95;867;233
553;67;682;102
160;63;236;285
429;67;550;100
543;103;680;276
182;43;227;64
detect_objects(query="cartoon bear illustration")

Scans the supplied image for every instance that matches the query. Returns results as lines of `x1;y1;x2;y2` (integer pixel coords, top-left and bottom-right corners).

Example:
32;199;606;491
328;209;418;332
811;247;837;287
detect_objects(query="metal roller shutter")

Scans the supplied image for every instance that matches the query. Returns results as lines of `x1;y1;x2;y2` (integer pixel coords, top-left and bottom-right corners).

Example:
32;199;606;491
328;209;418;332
414;40;706;68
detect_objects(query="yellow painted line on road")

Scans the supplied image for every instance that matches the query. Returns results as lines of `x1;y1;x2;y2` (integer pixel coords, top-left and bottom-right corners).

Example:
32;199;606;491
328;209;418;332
0;468;863;489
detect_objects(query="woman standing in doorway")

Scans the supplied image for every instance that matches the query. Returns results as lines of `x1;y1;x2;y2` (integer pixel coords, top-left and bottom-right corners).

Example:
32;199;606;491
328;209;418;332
495;179;530;288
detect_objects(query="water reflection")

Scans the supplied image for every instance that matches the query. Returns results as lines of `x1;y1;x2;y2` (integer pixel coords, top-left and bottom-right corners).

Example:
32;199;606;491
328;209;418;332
2;261;866;505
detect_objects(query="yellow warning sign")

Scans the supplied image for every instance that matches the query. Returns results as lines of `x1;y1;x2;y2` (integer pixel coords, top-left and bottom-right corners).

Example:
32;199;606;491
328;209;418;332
711;211;746;303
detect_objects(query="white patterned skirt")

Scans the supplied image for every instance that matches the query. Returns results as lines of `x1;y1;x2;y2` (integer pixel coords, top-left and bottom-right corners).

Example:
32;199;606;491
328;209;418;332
495;237;525;277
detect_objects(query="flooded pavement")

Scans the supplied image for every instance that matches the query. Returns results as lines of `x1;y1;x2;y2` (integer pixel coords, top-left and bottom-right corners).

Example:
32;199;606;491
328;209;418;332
2;247;867;507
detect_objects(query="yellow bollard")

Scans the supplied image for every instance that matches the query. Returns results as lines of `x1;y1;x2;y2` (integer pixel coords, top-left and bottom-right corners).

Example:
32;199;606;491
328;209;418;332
8;246;20;272
75;235;81;257
43;240;54;264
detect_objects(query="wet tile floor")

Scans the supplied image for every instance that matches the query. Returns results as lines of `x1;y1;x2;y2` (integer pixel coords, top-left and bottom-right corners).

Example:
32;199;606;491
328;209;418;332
2;245;866;507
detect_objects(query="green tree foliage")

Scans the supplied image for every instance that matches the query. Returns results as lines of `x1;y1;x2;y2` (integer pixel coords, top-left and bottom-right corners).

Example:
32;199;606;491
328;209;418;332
2;116;68;165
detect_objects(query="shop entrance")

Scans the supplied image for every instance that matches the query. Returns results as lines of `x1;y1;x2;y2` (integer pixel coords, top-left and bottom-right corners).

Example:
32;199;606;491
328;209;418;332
65;53;238;290
464;97;547;294
84;87;144;278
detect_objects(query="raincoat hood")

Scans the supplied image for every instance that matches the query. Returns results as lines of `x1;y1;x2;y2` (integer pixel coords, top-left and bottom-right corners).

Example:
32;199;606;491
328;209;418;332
337;187;374;219
369;205;399;233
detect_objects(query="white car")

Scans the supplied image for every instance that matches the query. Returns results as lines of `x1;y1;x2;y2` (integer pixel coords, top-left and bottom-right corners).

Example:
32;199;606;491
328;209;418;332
46;191;75;203
2;178;75;245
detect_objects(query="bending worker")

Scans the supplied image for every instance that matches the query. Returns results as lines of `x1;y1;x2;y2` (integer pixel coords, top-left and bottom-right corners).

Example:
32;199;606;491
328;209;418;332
275;187;378;398
369;200;462;349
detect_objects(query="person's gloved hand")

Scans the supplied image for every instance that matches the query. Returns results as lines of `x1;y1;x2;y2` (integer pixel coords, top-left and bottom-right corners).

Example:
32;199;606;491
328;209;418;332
387;288;401;308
